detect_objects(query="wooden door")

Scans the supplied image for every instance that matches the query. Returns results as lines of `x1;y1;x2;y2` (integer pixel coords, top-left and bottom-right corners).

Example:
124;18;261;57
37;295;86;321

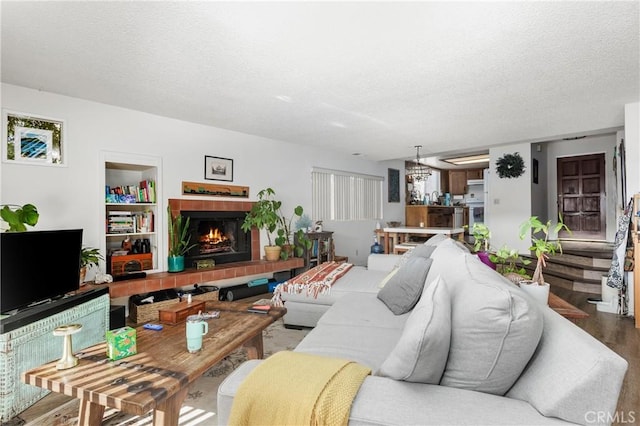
557;154;606;239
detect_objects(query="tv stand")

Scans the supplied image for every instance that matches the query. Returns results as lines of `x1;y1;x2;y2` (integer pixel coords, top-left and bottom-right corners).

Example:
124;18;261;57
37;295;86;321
0;287;109;421
0;287;108;334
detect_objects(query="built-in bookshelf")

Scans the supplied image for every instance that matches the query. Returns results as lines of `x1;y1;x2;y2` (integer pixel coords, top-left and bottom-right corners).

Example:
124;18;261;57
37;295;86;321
100;152;163;276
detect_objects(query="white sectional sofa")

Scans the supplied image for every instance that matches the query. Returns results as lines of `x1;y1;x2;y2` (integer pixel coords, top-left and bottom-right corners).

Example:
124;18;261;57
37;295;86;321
218;236;628;425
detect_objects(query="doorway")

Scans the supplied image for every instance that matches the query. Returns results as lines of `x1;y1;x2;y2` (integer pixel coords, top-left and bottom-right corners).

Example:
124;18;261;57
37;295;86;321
557;153;606;240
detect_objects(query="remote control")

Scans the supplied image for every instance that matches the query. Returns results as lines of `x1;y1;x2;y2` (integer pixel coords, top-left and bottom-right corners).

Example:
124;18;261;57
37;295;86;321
143;323;163;331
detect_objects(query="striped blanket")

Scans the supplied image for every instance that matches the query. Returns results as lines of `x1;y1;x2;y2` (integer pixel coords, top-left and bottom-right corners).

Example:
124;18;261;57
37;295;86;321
271;261;353;306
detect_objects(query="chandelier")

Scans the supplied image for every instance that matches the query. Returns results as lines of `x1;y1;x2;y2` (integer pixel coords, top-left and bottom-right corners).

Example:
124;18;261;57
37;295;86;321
406;145;432;182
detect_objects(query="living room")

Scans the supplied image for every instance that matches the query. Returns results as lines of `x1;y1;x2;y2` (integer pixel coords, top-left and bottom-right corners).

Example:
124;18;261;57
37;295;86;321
1;1;639;425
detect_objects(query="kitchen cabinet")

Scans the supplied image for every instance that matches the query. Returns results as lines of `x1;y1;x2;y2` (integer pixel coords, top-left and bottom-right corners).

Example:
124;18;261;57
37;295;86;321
466;169;484;180
448;170;467;195
405;206;456;228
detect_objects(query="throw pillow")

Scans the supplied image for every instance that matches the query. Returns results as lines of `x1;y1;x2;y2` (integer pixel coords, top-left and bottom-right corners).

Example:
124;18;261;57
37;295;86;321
395;244;436;268
439;252;544;395
377;275;451;383
377;256;433;315
378;267;399;289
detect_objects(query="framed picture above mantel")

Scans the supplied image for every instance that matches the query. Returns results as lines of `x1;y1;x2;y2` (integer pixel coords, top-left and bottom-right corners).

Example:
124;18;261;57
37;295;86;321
204;155;233;181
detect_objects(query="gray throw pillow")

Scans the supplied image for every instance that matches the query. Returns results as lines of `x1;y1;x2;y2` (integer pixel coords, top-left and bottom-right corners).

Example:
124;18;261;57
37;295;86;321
437;247;544;395
395;244;436;269
377;275;451;383
377;256;433;315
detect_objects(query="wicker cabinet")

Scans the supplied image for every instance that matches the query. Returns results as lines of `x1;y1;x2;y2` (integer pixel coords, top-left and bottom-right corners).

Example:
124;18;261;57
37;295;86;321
0;291;109;421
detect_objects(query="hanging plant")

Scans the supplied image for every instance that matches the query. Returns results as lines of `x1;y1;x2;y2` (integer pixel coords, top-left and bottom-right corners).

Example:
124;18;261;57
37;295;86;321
496;152;525;179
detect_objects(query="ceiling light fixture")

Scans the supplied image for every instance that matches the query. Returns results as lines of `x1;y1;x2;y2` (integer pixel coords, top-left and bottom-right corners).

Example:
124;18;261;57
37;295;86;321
406;145;432;181
442;153;490;166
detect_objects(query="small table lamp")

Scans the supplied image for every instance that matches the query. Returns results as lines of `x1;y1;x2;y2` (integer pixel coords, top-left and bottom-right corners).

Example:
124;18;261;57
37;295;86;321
53;323;83;370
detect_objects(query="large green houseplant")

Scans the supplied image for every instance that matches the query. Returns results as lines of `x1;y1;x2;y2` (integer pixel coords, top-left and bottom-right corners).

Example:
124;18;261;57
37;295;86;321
241;188;282;261
0;203;39;232
167;206;196;272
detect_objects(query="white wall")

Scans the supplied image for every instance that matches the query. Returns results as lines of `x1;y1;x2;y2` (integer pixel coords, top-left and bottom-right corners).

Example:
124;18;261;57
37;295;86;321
1;84;396;266
486;143;532;253
546;133;618;241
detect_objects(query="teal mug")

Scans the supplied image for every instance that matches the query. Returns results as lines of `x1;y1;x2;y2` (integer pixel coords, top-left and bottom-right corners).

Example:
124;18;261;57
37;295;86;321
186;315;209;353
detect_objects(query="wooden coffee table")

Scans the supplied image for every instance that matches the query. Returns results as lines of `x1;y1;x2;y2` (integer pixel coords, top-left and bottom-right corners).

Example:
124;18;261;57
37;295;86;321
22;306;284;425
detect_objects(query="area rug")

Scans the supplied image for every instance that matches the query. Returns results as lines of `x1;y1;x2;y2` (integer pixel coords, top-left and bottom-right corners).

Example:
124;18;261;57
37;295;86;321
8;319;309;426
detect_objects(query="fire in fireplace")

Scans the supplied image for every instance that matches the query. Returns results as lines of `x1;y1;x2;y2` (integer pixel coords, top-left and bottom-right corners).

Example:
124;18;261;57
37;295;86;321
182;210;251;267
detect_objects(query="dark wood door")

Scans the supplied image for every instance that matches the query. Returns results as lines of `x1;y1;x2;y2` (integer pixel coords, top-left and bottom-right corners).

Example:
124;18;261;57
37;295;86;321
557;154;606;240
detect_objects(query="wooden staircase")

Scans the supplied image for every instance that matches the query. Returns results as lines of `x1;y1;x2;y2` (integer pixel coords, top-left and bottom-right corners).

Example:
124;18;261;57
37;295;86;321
521;240;614;295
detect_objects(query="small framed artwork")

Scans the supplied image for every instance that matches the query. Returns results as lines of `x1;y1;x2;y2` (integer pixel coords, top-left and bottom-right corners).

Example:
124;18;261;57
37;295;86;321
204;155;233;181
3;111;66;166
388;168;400;202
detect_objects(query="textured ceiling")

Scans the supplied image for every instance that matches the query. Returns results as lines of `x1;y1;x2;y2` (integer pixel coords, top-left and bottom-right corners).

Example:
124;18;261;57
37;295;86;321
1;1;638;162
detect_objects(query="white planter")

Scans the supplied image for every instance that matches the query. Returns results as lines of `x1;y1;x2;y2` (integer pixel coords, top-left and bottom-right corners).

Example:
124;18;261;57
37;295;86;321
519;281;550;305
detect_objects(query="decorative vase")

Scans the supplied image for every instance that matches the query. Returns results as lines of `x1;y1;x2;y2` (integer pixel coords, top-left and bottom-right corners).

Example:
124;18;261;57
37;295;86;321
264;245;282;261
79;266;87;284
476;251;496;270
168;255;185;272
519;280;550;305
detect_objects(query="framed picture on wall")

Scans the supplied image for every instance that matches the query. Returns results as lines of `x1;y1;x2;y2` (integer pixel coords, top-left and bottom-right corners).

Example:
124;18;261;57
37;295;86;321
2;111;66;166
388;168;400;202
204;155;233;181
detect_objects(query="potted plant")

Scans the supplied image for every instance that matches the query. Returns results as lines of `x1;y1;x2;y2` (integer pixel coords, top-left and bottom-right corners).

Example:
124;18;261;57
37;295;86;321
167;206;197;272
241;188;282;261
489;245;531;284
468;223;495;269
518;214;570;303
80;246;104;283
275;205;312;260
0;203;39;232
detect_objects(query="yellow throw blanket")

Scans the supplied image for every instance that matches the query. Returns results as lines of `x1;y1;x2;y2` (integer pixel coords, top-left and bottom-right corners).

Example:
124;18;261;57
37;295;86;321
228;351;371;426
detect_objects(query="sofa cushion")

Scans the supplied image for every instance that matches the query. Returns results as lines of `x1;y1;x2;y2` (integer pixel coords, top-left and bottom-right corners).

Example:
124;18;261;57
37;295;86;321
430;241;544;395
377;275;451;383
396;244;436;268
377;256;433;315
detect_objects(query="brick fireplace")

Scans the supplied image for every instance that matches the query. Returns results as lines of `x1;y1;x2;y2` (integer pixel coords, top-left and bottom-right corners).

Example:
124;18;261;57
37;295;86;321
168;198;260;262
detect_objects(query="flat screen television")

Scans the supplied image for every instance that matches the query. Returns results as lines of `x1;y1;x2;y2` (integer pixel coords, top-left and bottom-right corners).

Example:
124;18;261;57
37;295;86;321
1;229;83;314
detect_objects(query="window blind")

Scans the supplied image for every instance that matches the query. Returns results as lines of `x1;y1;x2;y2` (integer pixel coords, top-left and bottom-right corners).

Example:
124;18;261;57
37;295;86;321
312;168;383;221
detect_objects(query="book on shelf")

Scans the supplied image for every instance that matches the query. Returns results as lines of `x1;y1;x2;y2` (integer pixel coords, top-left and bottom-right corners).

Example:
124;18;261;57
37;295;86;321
106;180;156;203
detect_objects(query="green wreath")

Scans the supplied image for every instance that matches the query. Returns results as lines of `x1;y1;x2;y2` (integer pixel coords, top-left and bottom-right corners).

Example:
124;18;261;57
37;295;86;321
496;152;525;179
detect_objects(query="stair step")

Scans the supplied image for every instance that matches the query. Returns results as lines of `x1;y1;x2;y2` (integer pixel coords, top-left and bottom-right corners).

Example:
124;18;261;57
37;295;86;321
526;268;602;294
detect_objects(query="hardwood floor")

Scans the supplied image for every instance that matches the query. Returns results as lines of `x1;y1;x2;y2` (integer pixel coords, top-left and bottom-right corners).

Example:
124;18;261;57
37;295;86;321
552;286;639;425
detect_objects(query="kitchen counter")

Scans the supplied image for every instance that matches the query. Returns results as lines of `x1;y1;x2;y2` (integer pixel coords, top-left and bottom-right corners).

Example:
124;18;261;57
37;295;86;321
405;205;468;228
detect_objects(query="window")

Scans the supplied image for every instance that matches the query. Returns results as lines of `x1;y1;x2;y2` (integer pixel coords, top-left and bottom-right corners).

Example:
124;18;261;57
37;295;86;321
312;168;383;221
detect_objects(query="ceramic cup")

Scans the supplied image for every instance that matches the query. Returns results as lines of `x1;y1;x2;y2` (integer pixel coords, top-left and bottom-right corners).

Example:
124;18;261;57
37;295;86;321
186;315;209;353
